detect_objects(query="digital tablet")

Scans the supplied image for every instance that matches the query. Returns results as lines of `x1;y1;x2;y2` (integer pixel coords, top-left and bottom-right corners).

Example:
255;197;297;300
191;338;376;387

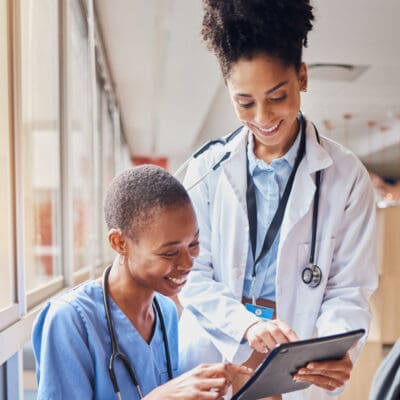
232;329;365;400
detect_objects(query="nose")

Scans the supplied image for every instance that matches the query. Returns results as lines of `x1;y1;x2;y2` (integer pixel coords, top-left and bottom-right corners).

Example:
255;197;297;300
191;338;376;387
176;250;194;271
254;102;274;126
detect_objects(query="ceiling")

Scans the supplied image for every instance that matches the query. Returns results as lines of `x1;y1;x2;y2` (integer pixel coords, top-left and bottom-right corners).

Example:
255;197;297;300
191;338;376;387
95;0;400;177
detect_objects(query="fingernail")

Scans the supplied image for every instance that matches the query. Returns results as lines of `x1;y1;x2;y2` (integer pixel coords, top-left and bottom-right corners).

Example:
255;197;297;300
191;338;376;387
298;369;306;375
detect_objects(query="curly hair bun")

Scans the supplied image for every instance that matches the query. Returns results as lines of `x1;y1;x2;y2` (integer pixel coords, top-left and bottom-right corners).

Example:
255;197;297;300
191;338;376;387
202;0;314;77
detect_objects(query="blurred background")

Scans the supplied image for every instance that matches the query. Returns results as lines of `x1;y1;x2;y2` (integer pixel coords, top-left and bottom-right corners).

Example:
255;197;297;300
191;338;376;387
0;1;399;399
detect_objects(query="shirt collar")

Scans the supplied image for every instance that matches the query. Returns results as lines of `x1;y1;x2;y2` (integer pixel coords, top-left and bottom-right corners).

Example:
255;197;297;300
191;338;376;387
247;125;301;174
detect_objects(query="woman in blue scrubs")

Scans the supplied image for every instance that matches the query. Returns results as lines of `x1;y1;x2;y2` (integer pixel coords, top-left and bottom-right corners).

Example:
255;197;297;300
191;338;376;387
32;165;251;399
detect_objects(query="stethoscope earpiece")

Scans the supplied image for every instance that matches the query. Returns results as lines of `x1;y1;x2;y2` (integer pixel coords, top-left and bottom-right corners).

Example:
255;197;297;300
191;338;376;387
302;264;322;288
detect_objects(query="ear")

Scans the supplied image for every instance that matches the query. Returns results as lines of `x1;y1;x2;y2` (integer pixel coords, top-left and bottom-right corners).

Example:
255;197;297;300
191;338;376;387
298;62;308;92
108;228;127;255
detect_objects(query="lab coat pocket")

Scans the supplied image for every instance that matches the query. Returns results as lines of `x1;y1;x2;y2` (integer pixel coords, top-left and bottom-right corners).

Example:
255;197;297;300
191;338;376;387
297;237;336;280
295;237;336;318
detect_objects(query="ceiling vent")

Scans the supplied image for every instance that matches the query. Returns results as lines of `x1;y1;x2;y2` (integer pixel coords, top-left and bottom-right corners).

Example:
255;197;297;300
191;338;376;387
307;63;369;81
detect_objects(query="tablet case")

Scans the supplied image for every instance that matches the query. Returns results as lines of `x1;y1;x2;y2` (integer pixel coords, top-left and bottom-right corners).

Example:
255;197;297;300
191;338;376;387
232;329;365;400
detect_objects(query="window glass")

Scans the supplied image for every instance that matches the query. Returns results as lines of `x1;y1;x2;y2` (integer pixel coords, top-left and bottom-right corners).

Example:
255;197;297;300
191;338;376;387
0;0;13;310
102;91;115;263
67;2;95;271
20;0;62;291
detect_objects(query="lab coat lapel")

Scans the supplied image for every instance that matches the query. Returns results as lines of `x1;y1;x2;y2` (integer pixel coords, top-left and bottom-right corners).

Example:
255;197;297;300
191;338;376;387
280;122;333;247
280;161;315;244
216;134;248;291
219;135;248;215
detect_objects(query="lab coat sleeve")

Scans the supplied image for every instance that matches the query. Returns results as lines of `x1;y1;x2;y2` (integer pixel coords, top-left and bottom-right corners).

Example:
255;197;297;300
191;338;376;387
32;300;94;399
179;155;259;364
316;160;378;362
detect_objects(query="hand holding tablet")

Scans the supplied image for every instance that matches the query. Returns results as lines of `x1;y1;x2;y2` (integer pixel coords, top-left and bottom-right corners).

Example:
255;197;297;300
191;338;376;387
293;349;353;391
232;329;365;400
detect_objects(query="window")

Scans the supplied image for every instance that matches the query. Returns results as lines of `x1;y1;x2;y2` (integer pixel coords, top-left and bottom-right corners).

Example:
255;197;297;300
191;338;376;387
19;0;62;294
66;2;96;272
101;89;115;263
1;0;131;395
0;0;15;312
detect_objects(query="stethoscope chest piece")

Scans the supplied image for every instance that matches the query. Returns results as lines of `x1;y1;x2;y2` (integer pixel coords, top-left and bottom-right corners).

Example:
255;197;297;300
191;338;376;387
302;264;322;288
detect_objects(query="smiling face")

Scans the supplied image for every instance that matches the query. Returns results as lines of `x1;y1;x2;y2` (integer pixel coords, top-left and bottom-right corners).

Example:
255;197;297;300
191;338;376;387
122;203;199;297
226;54;307;161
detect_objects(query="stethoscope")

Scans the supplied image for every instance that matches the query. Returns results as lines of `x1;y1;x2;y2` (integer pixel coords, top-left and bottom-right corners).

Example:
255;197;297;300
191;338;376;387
299;114;323;288
176;112;322;289
102;265;173;399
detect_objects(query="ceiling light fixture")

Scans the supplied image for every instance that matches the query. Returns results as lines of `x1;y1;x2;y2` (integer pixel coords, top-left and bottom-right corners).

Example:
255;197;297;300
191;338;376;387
307;63;368;81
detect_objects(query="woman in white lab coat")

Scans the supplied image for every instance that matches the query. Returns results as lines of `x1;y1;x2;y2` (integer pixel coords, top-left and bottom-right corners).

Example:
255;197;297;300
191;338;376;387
178;1;378;399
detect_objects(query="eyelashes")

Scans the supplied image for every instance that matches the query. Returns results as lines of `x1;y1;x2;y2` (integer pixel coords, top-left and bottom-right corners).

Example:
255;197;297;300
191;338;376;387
236;95;287;109
238;102;254;109
160;242;200;258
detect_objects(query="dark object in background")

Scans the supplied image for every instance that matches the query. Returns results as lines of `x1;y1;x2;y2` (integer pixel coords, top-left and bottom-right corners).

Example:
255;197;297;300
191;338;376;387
369;339;400;400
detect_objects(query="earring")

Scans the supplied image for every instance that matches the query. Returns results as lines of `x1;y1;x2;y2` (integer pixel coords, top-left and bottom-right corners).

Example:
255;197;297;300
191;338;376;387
119;254;125;265
302;87;307;92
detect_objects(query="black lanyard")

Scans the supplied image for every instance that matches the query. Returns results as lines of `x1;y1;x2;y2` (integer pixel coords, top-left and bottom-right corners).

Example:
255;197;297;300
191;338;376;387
246;116;307;282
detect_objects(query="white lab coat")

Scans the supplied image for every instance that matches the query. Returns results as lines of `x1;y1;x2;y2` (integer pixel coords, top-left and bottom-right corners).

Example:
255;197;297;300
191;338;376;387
178;119;378;400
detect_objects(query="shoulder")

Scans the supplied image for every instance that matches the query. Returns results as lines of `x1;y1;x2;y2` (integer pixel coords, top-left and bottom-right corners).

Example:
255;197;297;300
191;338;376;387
187;126;246;169
320;135;370;182
33;281;102;338
308;127;374;204
306;119;369;180
183;126;247;190
321;135;360;164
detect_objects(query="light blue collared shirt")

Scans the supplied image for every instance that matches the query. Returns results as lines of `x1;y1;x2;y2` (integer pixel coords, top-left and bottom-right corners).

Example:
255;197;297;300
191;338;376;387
243;130;301;301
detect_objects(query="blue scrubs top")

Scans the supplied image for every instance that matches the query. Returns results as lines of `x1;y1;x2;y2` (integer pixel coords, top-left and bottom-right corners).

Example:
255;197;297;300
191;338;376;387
32;281;179;399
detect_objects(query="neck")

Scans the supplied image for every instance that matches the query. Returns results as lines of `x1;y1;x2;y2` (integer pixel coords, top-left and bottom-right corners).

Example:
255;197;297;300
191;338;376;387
254;143;287;164
253;119;300;164
105;260;156;343
107;259;154;318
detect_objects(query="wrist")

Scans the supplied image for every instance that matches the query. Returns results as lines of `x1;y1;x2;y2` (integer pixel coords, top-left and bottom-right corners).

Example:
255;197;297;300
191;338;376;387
243;320;262;341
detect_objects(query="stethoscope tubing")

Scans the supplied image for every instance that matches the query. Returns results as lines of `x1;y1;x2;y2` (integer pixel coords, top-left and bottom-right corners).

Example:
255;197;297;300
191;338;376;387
303;121;323;287
102;265;173;399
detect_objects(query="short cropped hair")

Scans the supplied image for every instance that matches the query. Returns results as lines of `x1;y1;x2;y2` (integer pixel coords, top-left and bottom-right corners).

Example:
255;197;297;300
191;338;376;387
201;0;315;78
104;165;191;238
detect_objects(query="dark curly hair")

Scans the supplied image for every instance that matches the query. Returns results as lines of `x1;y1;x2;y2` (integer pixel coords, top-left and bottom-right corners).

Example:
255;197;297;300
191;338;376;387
104;165;191;239
201;0;314;78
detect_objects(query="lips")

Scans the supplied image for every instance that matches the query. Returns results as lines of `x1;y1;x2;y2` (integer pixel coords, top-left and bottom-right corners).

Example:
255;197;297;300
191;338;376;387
249;120;283;136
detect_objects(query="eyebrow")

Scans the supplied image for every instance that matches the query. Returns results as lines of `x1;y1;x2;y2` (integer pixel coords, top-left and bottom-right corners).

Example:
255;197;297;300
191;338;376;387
235;80;288;97
158;229;200;247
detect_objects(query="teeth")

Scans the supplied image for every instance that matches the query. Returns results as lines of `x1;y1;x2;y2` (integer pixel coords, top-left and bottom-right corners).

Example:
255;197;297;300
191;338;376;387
259;122;280;132
166;277;186;285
